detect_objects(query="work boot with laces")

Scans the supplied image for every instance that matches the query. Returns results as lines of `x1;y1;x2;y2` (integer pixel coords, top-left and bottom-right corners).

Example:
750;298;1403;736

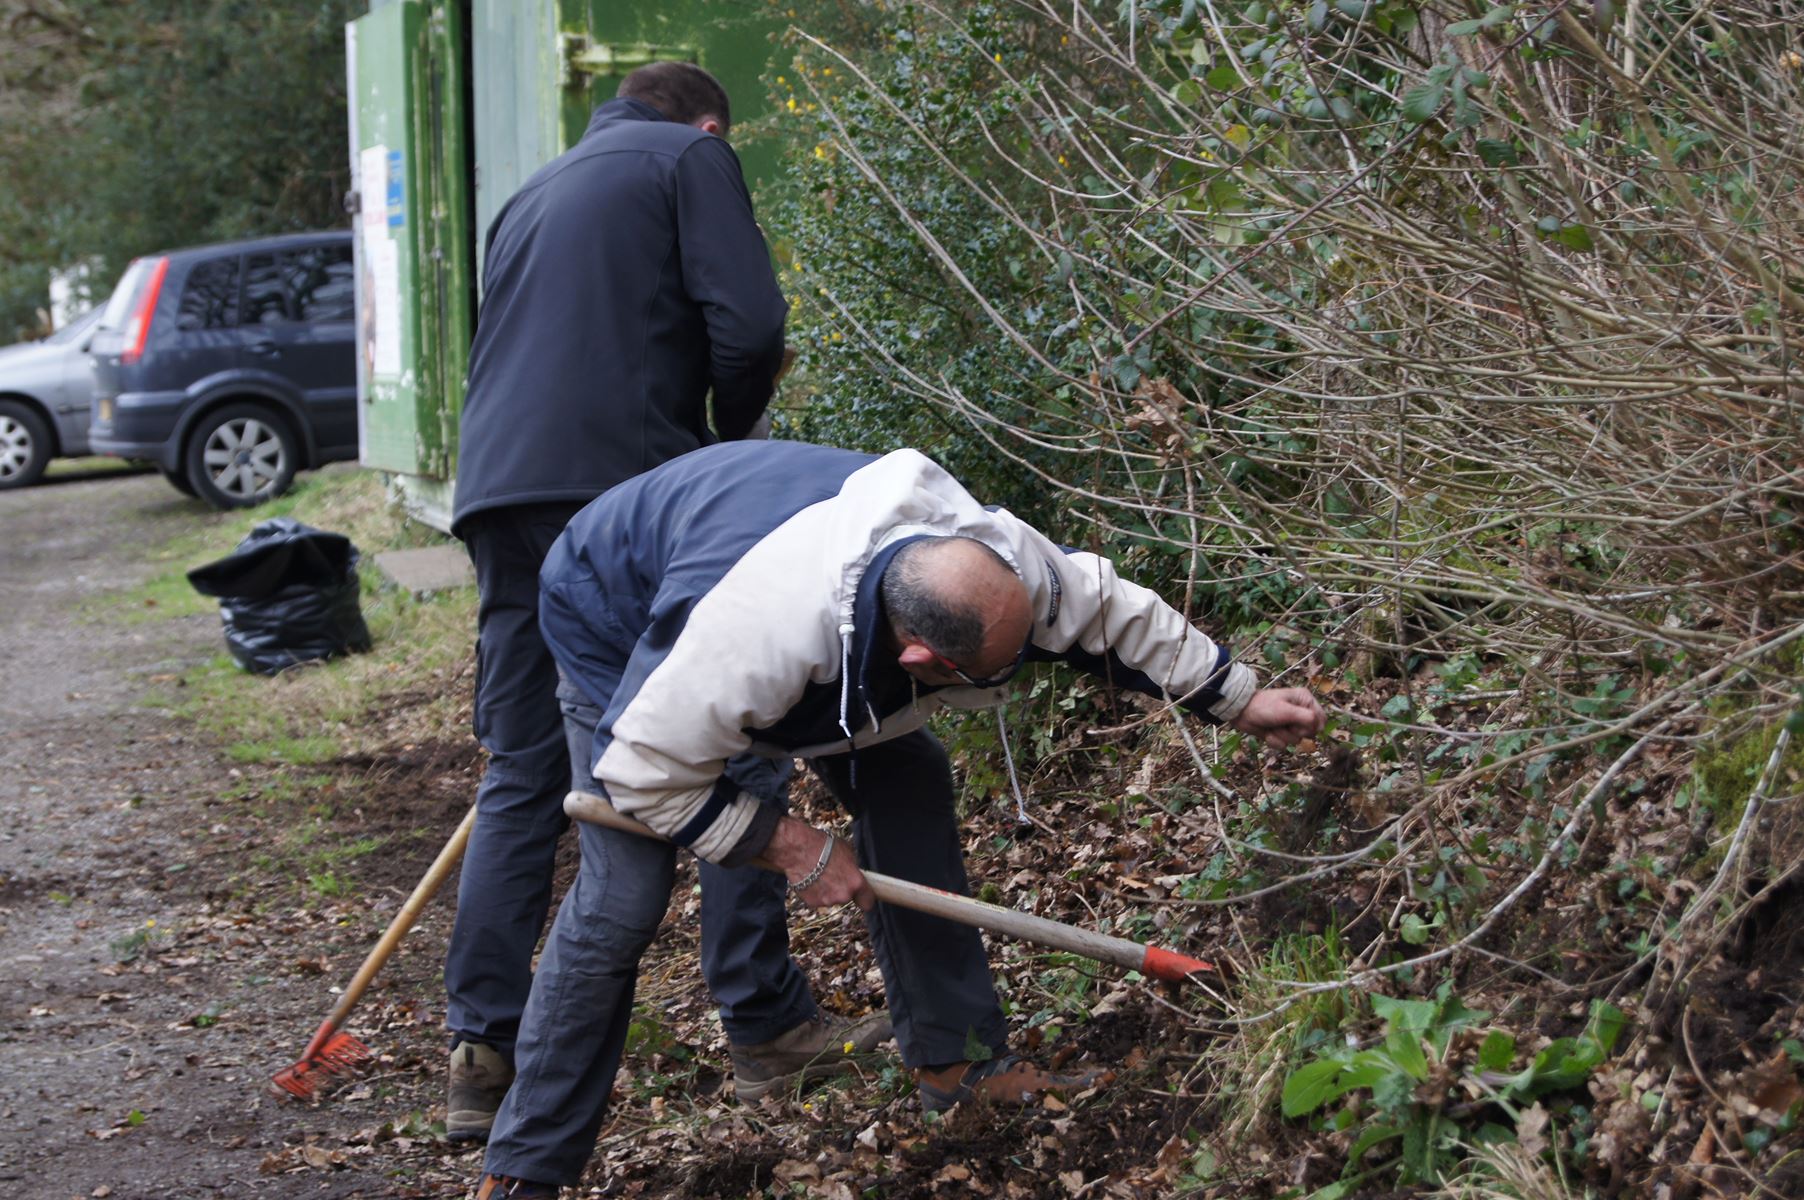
914;1054;1112;1113
474;1174;558;1199
447;1040;515;1143
729;1010;893;1102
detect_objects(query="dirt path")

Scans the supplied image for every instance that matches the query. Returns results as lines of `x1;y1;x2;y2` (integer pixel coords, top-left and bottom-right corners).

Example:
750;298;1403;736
0;473;469;1198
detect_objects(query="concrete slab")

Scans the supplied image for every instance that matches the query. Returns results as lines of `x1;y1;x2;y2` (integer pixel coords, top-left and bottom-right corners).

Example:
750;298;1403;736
374;546;474;596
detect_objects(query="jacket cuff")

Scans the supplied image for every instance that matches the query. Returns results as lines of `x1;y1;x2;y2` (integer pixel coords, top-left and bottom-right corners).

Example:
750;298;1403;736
674;778;762;863
1205;663;1258;724
717;802;782;868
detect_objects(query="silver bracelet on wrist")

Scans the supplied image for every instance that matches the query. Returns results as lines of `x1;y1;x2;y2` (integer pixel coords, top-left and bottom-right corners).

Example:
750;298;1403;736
788;834;837;893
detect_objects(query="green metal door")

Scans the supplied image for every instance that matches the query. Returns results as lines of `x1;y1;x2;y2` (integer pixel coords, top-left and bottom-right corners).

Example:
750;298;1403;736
471;0;786;284
348;0;472;497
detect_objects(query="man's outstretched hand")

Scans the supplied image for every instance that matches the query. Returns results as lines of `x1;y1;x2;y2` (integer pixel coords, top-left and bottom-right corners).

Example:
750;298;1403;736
763;815;875;911
1229;686;1326;749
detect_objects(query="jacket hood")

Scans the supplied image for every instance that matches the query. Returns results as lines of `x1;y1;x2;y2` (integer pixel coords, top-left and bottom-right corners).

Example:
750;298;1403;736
826;450;1023;736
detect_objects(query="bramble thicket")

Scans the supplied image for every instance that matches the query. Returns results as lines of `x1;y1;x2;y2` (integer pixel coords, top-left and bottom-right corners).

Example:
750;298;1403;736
764;2;1803;1195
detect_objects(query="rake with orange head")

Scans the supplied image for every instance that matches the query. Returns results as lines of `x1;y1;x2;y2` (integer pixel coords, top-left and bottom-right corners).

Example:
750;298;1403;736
272;803;478;1100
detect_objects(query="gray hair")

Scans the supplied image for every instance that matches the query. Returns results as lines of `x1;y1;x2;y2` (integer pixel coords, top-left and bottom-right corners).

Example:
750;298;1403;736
880;537;1008;661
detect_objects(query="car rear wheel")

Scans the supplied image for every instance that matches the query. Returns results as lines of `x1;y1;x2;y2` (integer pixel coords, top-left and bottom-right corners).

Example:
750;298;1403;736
184;403;298;509
0;399;53;490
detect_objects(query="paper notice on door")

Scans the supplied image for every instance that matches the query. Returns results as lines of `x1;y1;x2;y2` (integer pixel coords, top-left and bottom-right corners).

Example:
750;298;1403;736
359;145;388;229
370;236;402;378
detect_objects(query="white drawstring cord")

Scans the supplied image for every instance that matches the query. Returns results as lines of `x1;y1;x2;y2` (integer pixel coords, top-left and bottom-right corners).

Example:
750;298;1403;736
837;623;858;790
995;703;1029;825
836;623;856;739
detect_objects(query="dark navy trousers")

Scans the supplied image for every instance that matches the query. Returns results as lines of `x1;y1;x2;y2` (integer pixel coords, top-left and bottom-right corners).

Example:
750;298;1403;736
444;503;814;1059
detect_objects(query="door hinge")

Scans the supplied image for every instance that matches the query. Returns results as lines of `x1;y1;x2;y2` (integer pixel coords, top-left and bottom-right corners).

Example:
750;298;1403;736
558;34;697;88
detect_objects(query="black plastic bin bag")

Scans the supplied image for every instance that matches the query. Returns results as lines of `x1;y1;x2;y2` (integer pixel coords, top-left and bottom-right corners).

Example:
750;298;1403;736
187;517;373;675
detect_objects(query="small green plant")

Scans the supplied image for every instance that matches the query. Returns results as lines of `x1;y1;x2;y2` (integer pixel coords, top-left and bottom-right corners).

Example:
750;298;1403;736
108;920;161;963
1282;986;1625;1194
622;1010;702;1099
307;871;348;898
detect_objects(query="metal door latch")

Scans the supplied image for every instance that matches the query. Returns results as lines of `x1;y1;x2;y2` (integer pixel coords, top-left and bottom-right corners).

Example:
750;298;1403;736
558;34;697;88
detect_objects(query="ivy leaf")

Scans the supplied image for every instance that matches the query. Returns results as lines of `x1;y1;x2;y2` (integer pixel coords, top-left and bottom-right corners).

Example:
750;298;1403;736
1205;64;1241;91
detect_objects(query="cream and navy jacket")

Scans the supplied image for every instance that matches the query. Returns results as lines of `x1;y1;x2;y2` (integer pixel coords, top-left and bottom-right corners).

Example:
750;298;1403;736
539;441;1257;865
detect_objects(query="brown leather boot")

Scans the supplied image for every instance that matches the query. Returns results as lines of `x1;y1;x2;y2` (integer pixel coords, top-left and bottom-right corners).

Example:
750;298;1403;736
729;1010;893;1102
913;1054;1111;1113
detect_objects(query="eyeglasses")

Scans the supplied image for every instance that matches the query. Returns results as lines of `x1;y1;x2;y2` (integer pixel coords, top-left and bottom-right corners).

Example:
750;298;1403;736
929;639;1031;689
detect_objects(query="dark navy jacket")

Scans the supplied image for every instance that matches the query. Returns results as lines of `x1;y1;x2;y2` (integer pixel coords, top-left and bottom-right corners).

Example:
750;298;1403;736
451;98;789;533
539;442;1256;865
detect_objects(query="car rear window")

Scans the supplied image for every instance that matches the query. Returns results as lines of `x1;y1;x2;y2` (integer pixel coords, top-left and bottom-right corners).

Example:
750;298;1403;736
244;243;355;325
177;256;242;329
97;259;153;331
45;307;101;344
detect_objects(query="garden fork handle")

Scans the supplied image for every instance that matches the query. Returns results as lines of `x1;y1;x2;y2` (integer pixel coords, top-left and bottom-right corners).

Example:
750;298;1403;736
562;791;1211;983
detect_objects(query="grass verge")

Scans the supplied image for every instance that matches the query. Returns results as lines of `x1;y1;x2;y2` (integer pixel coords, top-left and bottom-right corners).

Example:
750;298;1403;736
102;466;478;903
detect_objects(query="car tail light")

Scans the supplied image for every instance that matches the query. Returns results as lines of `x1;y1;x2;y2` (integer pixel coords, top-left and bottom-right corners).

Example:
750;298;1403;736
120;256;169;365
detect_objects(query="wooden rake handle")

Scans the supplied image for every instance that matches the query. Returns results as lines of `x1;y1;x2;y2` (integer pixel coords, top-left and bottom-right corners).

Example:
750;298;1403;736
320;802;477;1034
562;791;1211;983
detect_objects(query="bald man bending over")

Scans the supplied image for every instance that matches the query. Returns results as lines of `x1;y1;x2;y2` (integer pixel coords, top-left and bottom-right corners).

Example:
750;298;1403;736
474;440;1323;1198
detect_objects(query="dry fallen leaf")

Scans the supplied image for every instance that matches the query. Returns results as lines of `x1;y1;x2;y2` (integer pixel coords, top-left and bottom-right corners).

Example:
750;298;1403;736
299;1145;345;1170
1517;1102;1551;1156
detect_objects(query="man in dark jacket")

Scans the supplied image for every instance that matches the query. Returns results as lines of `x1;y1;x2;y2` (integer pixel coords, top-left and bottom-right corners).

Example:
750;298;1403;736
444;63;886;1144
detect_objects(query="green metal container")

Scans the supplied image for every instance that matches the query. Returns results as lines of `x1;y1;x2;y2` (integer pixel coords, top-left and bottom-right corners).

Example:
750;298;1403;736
348;0;789;530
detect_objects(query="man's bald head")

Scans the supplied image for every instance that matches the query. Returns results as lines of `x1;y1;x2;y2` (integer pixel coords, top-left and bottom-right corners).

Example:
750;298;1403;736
881;537;1033;685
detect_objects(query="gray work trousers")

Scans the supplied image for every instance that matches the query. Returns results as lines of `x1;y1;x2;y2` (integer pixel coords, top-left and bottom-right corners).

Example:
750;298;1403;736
483;728;1009;1187
446;504;814;1061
